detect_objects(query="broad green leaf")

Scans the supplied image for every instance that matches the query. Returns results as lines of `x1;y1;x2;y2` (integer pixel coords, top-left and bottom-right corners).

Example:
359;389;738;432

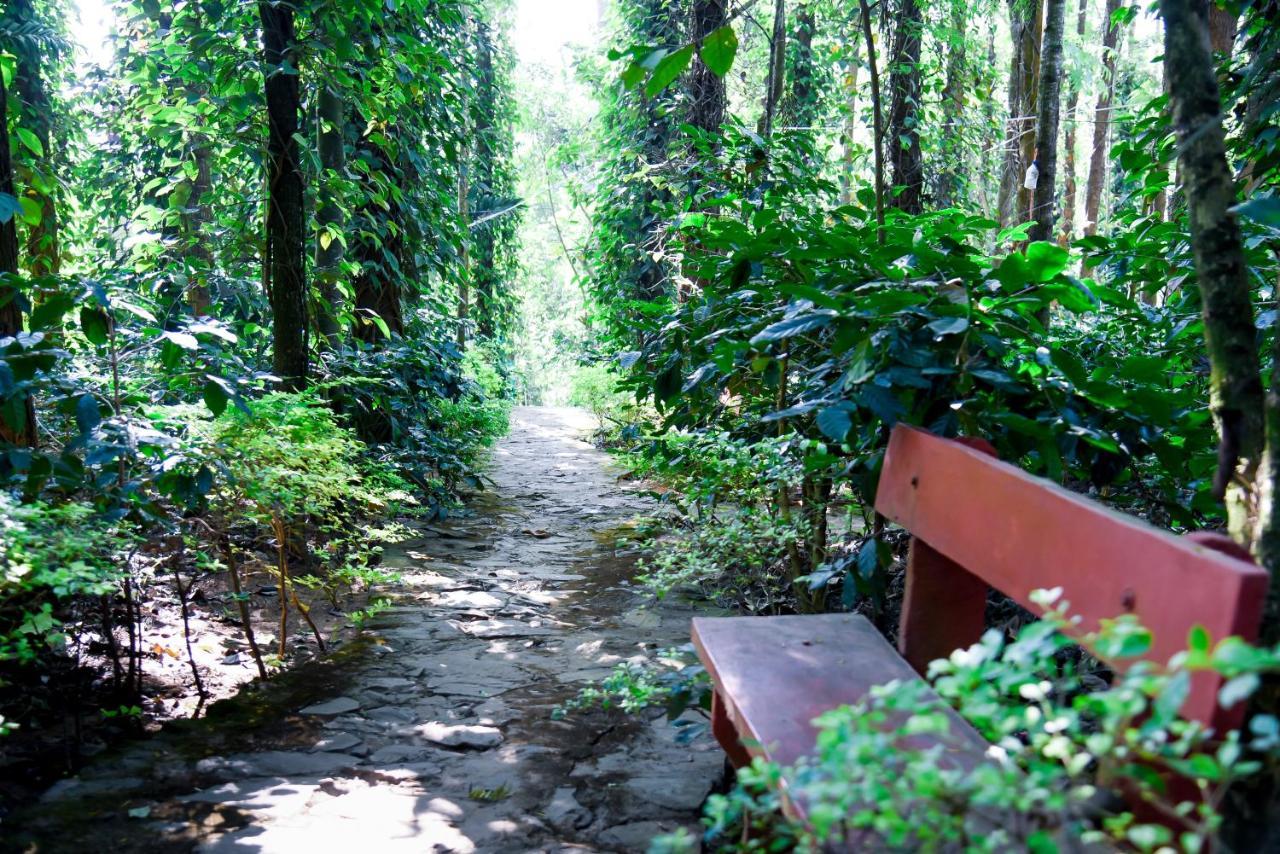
645;45;694;96
17;197;41;226
15;127;44;159
698;26;738;77
1233;195;1280;231
203;378;229;416
816;406;852;442
79;307;110;346
0;193;19;224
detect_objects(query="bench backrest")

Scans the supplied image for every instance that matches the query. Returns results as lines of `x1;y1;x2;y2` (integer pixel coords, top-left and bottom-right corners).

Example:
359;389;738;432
874;424;1269;730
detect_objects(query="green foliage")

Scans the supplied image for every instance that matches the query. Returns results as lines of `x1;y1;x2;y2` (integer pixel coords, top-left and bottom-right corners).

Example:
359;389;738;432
553;645;711;732
0;494;132;664
569;363;636;429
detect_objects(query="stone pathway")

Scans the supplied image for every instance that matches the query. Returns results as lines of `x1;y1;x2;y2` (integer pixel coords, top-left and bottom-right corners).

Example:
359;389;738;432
7;407;723;853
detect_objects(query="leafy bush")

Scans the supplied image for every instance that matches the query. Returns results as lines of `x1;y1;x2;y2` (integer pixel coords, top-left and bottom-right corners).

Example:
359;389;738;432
0;495;133;666
570;362;638;431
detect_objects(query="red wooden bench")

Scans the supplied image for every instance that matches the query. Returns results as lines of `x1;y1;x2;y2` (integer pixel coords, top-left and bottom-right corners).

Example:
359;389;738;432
692;424;1269;780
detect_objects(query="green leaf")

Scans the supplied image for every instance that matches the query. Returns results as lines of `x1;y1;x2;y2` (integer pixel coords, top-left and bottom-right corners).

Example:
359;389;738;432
751;311;836;344
926;316;969;337
79;307;110;346
0;193;20;224
816;406;852;442
15;127;44;159
202;378;229;417
645;44;694;96
1188;625;1211;654
1232;195;1280;231
17;196;41;227
698;26;738;77
1024;241;1070;282
1219;673;1260;708
162;331;199;350
75;394;101;434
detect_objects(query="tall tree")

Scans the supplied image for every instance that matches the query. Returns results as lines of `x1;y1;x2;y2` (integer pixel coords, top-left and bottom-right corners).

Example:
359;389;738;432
1027;0;1067;245
779;1;819;129
470;18;520;345
936;0;969;208
314;79;346;347
1084;0;1122;236
759;0;787;138
0;83;37;446
886;0;924;213
688;0;727;133
1058;0;1087;243
260;0;308;388
6;0;59;279
998;0;1043;226
1160;0;1269;588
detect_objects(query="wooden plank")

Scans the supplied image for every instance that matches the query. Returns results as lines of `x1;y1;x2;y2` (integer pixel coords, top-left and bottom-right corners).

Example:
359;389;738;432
875;424;1270;727
691;614;987;771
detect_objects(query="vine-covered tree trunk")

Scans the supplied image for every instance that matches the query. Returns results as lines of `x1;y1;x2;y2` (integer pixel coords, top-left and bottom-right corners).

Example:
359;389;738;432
260;0;308;390
8;0;58;280
858;0;885;241
887;0;924;213
936;0;968;208
759;0;787;138
688;0;727;133
837;42;860;205
0;83;37;447
780;2;817;129
1160;0;1265;562
1027;0;1066;245
998;0;1042;226
1207;3;1237;55
1059;0;1087;244
1084;0;1122;236
351;131;407;345
315;84;345;348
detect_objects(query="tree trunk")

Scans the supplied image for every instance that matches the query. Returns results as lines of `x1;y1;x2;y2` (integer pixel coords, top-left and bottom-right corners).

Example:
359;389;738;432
1084;0;1122;237
759;0;786;138
858;0;885;242
1016;0;1044;224
688;0;727;133
1028;0;1067;245
838;47;860;205
314;84;345;349
456;157;470;349
998;0;1042;226
8;0;58;280
351;131;406;346
0;83;37;446
1207;3;1237;56
1059;0;1087;244
936;0;968;208
780;3;817;129
1160;0;1264;555
260;0;308;390
887;0;924;213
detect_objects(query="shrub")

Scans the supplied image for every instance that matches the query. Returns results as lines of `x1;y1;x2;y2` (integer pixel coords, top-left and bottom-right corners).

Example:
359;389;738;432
0;495;134;666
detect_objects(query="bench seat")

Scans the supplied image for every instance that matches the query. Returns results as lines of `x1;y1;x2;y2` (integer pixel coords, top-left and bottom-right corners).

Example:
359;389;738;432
691;612;988;772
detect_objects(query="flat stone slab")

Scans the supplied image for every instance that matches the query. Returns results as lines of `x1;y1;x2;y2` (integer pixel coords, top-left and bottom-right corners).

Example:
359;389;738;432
415;722;503;749
311;733;363;753
209;750;357;778
451;618;558;638
299;696;361;716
